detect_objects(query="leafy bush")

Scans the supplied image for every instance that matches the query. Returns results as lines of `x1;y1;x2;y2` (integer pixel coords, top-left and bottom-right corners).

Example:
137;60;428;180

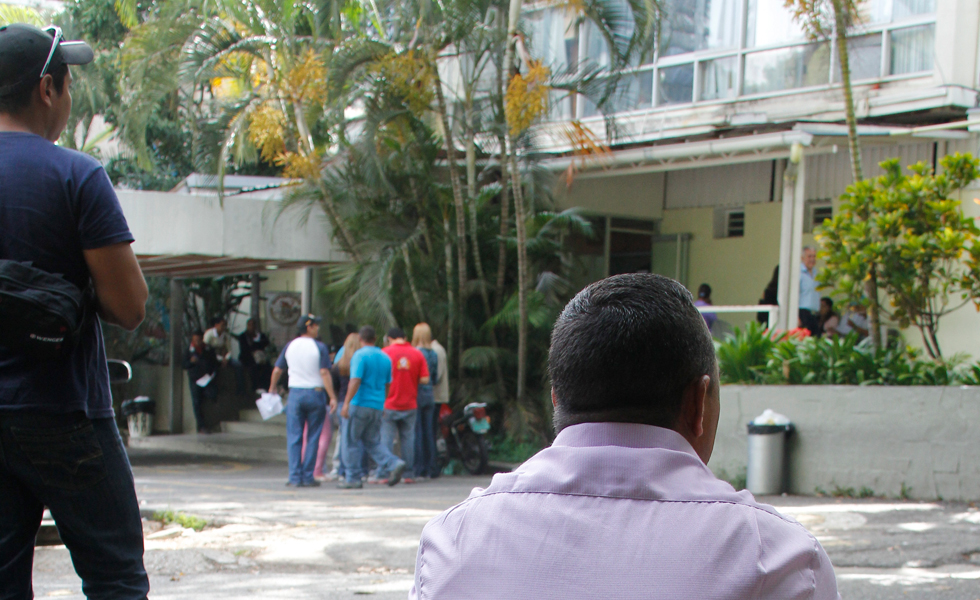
717;322;979;386
153;510;207;532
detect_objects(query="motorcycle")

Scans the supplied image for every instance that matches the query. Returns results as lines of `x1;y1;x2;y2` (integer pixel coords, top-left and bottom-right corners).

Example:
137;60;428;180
434;402;490;475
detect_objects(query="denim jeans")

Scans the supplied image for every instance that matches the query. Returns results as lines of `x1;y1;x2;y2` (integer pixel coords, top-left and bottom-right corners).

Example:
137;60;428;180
0;411;148;599
413;404;436;478
343;405;403;483
286;388;326;485
380;409;416;478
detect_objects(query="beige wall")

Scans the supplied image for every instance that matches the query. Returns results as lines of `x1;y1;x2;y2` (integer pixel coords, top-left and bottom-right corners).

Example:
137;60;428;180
660;202;788;310
560;172;664;219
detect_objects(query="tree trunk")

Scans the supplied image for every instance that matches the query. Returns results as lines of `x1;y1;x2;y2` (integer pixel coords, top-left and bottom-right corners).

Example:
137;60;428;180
443;212;455;374
432;65;468;372
465;99;506;393
503;0;528;406
494;41;511;313
401;244;426;322
833;0;881;348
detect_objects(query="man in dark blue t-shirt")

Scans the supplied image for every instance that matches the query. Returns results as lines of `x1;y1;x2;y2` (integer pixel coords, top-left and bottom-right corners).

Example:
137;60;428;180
0;24;150;598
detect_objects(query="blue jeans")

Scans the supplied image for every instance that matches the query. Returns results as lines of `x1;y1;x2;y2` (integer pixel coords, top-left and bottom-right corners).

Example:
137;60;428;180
286;388;326;485
0;411;148;599
413;404;436;478
343;405;403;483
380;409;416;478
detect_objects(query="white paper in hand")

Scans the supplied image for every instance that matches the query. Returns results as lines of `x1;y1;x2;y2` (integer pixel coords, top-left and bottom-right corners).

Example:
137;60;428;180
195;373;214;387
256;392;284;420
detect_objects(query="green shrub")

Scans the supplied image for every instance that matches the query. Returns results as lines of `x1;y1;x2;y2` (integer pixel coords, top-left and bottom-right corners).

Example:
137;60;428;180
717;324;977;386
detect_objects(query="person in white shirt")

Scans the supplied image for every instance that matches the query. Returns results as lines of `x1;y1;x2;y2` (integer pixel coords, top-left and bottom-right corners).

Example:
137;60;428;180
204;317;245;395
411;274;839;600
270;315;338;487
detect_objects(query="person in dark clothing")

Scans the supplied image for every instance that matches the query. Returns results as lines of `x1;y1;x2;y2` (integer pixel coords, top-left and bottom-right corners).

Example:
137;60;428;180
758;266;779;325
184;330;218;434
412;323;440;479
237;317;272;393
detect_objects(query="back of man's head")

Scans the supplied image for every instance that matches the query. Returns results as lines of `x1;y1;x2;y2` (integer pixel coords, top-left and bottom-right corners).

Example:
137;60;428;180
387;326;405;340
359;325;376;345
549;273;716;432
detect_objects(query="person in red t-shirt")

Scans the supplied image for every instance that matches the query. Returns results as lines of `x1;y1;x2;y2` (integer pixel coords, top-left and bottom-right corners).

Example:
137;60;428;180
379;327;430;482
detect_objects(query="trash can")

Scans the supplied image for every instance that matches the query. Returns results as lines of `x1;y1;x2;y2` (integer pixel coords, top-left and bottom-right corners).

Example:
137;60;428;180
121;396;155;439
746;409;792;495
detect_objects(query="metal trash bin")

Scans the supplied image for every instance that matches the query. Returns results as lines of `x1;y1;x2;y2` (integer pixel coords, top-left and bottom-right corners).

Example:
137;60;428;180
746;420;792;495
121;396;155;439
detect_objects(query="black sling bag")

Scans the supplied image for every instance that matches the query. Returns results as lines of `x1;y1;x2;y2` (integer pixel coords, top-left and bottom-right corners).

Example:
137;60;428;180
0;259;95;359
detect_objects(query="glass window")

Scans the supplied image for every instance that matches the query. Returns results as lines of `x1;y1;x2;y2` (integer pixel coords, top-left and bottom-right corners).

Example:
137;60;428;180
890;24;934;75
743;43;830;95
659;0;741;57
658;63;694;105
700;56;738;100
611;70;654;112
832;34;882;82
745;0;806;48
862;0;936;23
526;9;577;70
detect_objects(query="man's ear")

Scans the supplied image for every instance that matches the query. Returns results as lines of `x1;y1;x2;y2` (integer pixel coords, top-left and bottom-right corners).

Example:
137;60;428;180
37;75;56;108
679;375;710;439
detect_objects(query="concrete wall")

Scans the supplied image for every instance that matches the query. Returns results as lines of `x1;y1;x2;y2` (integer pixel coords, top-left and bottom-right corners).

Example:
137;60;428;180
710;385;980;501
559;172;664;220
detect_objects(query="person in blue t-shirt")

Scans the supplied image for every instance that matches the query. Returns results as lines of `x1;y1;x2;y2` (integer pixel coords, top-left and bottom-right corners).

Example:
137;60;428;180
338;326;406;488
0;24;150;598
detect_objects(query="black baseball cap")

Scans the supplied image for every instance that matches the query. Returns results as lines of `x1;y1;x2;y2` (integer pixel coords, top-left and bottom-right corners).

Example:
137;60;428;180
296;313;322;333
0;24;93;95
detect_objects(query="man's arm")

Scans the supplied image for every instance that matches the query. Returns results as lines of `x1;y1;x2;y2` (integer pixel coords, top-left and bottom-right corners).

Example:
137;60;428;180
341;378;361;419
83;242;147;331
269;366;284;392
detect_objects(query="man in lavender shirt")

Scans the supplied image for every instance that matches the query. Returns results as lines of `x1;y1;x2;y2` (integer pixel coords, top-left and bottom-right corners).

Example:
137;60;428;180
410;273;839;600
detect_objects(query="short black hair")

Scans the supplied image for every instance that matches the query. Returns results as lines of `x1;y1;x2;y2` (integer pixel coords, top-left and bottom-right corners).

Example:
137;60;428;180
549;273;717;432
821;297;833;308
191;329;204;338
211;316;226;327
359;325;377;344
387;326;405;340
0;62;68;115
697;283;711;299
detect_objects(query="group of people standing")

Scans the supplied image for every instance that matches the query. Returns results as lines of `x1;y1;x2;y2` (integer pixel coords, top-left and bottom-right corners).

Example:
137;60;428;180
274;316;448;489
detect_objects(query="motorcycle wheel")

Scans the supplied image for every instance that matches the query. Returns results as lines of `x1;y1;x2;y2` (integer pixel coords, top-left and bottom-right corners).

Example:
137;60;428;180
459;430;488;475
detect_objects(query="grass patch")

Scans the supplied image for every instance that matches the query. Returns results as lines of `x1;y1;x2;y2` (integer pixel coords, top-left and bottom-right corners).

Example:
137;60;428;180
832;485;857;498
858;486;875;498
153;510;207;532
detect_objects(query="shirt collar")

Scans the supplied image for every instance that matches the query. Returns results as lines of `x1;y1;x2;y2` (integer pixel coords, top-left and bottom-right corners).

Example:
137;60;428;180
552;422;700;460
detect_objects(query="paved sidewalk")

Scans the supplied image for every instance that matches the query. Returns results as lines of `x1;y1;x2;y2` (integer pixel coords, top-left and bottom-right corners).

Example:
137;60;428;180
30;449;980;600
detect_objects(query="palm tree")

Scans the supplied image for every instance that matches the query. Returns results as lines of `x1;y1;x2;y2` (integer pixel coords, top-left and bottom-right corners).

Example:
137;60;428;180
787;0;882;348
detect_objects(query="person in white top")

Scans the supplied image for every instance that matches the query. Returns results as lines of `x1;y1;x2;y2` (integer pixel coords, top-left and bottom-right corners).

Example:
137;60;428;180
270;315;337;487
411;274;839;600
203;316;245;395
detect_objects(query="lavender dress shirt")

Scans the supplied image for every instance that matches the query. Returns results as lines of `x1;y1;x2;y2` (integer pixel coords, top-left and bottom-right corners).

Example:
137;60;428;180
410;422;839;600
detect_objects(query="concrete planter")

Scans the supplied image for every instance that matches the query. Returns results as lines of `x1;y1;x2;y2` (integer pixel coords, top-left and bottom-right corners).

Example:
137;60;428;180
709;385;980;501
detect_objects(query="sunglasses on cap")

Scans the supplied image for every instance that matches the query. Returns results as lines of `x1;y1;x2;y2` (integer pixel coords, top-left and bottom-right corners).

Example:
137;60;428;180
39;26;62;80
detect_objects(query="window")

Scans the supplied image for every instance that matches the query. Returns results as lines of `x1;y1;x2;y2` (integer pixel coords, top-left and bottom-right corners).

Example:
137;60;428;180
700;56;738;100
805;202;833;233
745;0;806;48
714;208;745;238
833;34;884;82
658;63;695;105
659;0;741;57
743;43;830;95
890;24;934;75
726;210;745;237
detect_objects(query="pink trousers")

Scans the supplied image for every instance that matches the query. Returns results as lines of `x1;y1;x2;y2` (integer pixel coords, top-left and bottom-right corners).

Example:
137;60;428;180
301;409;333;478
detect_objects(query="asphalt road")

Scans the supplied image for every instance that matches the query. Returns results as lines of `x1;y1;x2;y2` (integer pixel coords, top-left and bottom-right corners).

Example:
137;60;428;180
30;449;980;599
